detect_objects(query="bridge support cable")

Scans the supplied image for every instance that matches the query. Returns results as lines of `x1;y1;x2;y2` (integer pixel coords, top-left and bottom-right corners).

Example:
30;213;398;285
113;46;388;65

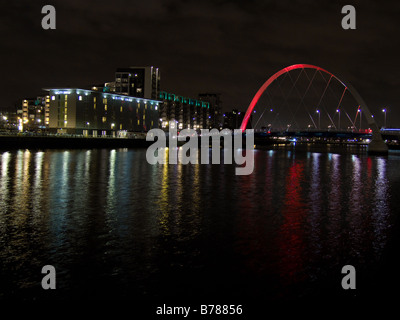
317;71;348;129
344;110;357;129
332;87;347;129
253;107;268;129
274;68;304;130
286;69;315;129
316;72;338;128
257;84;282;130
308;113;318;129
302;70;339;129
353;105;362;130
287;68;320;130
265;90;285;130
260;72;290;130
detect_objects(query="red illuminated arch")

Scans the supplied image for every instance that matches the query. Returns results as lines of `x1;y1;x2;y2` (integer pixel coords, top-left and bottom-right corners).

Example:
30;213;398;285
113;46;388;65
240;64;377;133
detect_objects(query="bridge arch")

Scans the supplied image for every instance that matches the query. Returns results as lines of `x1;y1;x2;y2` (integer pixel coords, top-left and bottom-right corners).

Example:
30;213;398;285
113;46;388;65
240;64;388;153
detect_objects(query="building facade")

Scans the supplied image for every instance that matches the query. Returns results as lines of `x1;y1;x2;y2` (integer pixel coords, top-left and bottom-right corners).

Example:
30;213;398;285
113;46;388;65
158;91;212;131
20;96;50;131
47;88;159;136
198;93;222;129
223;109;246;130
114;66;160;100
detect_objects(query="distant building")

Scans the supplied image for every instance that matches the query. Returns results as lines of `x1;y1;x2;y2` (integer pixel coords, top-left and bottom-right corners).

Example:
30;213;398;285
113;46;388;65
223;109;245;130
12;65;229;135
198;93;222;129
46;88;160;136
158;91;212;131
114;66;160;100
0;111;17;131
19;96;50;131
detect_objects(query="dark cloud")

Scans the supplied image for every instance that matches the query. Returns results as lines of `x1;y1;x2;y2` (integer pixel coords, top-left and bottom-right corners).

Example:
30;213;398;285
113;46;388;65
1;0;399;123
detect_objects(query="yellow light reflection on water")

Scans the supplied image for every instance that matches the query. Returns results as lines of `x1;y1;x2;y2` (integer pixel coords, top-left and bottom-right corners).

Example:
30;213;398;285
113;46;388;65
159;148;170;235
32;152;44;218
0;152;11;220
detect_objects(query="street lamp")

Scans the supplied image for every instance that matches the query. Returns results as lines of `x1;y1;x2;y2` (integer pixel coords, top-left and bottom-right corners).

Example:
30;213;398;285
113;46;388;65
382;108;387;128
316;109;320;129
336;109;340;130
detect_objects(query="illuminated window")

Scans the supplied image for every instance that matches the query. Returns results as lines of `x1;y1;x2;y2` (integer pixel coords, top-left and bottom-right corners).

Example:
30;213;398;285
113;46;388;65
102;117;106;123
120;106;123;112
93;97;96;103
51;96;55;101
65;95;68;100
105;105;107;111
79;96;82;101
137;120;140;125
120;124;122;130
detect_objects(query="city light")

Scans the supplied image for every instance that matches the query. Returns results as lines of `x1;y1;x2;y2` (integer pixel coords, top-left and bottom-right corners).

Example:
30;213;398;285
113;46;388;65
316;109;320;129
54;90;71;95
382;108;387;127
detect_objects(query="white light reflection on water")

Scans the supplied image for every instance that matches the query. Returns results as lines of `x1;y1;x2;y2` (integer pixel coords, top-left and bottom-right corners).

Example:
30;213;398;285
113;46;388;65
372;157;390;256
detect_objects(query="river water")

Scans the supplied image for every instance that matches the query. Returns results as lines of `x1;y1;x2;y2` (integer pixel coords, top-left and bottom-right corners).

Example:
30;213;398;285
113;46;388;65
0;146;399;305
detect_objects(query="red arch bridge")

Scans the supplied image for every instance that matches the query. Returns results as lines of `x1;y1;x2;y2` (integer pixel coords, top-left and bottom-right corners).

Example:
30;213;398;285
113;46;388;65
239;64;388;154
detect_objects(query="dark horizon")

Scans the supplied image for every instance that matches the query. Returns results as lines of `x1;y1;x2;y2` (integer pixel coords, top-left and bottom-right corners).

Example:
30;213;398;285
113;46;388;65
1;1;399;124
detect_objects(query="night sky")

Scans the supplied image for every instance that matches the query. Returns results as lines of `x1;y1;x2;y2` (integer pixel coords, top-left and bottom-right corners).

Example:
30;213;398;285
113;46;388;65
1;0;399;124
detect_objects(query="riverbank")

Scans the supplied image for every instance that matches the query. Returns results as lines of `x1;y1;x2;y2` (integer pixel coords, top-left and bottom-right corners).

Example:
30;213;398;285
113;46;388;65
0;134;397;152
0;135;153;150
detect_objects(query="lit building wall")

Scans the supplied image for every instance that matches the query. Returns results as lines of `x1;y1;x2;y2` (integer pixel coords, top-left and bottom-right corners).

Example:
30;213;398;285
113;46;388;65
20;96;49;131
158;91;211;131
115;66;160;100
47;89;160;135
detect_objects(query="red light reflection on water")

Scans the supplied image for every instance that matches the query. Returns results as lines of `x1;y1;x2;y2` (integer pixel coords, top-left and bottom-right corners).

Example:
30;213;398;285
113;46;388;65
277;161;307;284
